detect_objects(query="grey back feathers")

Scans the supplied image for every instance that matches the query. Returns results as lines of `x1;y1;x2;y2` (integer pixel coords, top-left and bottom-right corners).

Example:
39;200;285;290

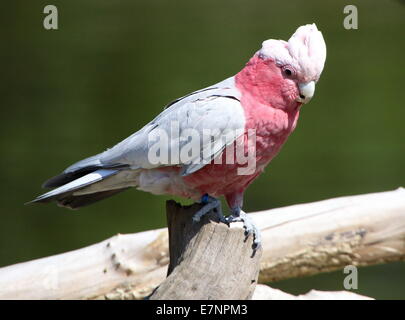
83;77;244;171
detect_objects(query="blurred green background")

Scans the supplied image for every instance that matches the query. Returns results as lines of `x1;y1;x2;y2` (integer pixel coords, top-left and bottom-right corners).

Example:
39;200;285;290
0;0;404;299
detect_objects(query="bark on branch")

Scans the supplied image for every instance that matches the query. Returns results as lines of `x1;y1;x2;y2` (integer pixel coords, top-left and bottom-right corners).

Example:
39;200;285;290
0;188;403;299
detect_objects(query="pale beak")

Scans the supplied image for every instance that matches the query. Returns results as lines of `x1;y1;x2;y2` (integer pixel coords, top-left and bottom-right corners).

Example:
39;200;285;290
297;81;315;104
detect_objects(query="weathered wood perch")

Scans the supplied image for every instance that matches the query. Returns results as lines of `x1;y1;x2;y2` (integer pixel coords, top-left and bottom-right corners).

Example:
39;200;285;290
0;188;404;299
149;201;261;299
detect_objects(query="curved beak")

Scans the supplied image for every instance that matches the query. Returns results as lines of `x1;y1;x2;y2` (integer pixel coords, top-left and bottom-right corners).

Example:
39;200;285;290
297;81;315;104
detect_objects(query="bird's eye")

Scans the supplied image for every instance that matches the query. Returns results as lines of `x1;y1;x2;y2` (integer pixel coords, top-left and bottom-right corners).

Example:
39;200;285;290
282;66;295;77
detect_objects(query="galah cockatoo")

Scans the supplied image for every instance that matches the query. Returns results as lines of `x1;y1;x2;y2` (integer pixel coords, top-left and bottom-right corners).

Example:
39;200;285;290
31;24;326;249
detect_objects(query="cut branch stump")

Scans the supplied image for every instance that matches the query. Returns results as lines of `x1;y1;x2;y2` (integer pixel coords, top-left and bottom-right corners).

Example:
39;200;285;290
149;201;262;300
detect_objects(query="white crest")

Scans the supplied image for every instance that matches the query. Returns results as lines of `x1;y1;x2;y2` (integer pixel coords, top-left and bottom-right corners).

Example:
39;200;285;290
259;24;327;81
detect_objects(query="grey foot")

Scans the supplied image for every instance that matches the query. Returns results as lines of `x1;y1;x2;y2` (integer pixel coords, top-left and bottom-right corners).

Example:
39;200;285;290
193;195;227;224
228;208;261;249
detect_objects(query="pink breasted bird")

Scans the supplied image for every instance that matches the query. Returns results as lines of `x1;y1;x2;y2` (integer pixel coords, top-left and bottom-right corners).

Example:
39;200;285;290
31;24;327;249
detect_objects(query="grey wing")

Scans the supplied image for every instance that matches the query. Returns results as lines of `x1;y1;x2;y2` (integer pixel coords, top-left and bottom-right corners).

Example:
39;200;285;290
46;77;244;188
96;77;245;174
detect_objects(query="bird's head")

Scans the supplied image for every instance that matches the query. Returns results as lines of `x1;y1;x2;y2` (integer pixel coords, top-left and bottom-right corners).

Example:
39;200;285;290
237;24;327;110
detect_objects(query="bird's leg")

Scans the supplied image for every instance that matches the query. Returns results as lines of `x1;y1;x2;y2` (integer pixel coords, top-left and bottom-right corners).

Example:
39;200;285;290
193;194;227;224
227;207;261;249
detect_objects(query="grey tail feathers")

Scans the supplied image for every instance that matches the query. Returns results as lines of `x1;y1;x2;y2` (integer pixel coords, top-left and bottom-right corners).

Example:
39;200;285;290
56;188;130;209
29;168;130;209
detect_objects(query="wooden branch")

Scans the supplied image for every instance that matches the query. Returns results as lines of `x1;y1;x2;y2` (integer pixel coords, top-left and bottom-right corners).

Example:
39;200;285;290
149;201;261;300
254;187;405;282
0;229;170;300
0;188;403;299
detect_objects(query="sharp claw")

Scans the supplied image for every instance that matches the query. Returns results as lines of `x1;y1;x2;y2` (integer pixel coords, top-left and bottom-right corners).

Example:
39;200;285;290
252;232;262;250
219;216;228;225
228;209;261;250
